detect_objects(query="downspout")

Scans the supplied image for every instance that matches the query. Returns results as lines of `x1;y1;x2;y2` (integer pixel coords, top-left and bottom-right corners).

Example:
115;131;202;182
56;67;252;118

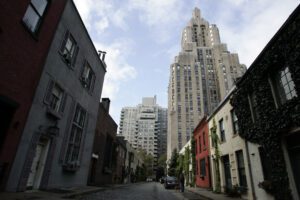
245;140;256;200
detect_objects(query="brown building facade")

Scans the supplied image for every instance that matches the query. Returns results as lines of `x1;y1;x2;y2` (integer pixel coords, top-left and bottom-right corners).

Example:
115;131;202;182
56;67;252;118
88;98;118;186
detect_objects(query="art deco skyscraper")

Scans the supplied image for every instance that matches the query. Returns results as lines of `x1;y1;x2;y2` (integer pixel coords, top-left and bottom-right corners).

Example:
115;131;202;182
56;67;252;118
119;96;168;163
167;8;246;159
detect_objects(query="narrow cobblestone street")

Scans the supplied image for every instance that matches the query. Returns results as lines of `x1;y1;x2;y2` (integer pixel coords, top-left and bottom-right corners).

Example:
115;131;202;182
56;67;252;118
78;182;208;200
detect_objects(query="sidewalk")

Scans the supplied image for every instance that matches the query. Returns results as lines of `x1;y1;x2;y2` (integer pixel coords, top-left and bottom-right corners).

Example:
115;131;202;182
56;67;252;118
186;186;242;200
0;183;138;200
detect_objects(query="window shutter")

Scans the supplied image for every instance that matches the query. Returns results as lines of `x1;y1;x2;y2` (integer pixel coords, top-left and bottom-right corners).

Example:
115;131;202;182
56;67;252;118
80;60;87;81
71;46;79;67
44;80;54;105
60;30;69;53
59;92;68;114
90;73;96;92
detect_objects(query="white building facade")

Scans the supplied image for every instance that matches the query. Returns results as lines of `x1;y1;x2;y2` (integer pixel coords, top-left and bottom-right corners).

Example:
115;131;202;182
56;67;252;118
208;90;273;200
119;96;167;164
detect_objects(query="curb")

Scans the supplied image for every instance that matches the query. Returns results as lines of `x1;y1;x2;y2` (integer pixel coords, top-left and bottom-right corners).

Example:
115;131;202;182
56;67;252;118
185;188;214;200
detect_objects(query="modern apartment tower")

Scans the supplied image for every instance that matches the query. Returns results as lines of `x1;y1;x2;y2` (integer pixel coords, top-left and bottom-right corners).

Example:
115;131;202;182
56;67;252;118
119;96;167;162
167;7;246;158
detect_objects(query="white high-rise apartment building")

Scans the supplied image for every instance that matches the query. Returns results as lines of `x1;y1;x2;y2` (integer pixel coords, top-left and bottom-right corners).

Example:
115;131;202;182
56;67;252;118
167;7;246;159
119;96;167;162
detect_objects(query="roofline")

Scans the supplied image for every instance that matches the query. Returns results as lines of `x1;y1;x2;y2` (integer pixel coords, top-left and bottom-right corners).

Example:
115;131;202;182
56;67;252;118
207;86;236;122
70;0;107;72
193;115;207;134
236;4;300;86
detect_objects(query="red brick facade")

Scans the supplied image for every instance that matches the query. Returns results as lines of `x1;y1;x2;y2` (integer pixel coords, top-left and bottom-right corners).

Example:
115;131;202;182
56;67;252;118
194;116;211;188
0;0;67;190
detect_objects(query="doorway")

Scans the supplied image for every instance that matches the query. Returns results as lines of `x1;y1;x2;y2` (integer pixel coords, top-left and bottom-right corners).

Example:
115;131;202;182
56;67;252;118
0;98;16;153
222;155;232;192
26;137;50;190
286;133;300;196
0;97;17;186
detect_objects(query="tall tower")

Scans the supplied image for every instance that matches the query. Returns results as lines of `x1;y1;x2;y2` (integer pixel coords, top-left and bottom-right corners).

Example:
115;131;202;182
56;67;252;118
167;7;246;159
119;96;168;165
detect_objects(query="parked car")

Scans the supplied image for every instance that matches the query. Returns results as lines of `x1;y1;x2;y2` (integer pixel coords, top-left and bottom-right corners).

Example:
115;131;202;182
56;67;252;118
164;176;178;189
146;177;153;182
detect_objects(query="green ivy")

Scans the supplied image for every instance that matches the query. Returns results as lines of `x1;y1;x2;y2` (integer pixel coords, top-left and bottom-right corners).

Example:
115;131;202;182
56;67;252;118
211;118;221;193
191;138;196;187
231;13;300;200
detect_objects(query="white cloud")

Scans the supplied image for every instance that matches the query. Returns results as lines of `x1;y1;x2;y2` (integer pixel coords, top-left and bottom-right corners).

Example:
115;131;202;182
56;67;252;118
111;9;129;31
95;40;137;100
74;0;129;32
95;17;109;34
212;0;299;66
128;0;192;43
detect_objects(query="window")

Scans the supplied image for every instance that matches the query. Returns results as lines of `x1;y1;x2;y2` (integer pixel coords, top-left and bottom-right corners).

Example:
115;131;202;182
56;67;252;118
199;136;202;153
60;31;79;66
231;109;239;135
203;132;206;147
258;147;272;181
219;118;225;142
81;62;95;91
196;159;199;175
248;93;258;122
23;0;48;33
200;158;206;176
64;105;86;168
44;80;66;115
274;66;297;104
236;150;247;187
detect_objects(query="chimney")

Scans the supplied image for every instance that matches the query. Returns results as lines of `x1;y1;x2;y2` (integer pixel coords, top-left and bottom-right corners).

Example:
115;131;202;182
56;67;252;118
101;98;110;113
101;51;106;62
97;50;107;62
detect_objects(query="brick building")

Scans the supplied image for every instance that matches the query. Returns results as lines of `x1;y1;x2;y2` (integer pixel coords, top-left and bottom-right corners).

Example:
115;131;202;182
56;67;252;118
4;0;106;191
88;98;118;186
193;116;211;188
0;0;68;190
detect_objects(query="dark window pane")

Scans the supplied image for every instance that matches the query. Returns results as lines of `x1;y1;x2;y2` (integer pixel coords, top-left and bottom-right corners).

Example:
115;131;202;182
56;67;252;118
31;0;48;15
23;6;40;32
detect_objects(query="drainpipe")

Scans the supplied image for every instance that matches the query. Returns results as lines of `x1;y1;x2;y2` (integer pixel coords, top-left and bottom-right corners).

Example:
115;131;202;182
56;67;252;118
245;139;256;200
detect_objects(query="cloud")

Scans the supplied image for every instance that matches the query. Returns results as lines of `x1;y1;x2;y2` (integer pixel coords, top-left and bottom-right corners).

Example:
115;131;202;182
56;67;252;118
95;40;137;100
128;0;193;43
95;17;109;34
209;0;299;66
73;0;129;32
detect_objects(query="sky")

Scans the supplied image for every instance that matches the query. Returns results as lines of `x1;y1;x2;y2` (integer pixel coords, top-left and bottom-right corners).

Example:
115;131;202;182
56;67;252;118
73;0;299;126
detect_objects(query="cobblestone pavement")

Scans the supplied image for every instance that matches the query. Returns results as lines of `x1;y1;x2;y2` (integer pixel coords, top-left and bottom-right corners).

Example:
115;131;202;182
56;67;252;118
78;182;208;200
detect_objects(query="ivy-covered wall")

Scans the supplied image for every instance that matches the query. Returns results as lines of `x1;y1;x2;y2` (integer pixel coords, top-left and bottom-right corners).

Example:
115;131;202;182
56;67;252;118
231;6;300;200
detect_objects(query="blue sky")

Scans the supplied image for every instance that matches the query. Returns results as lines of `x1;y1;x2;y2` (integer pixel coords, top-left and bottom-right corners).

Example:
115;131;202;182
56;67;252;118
74;0;299;126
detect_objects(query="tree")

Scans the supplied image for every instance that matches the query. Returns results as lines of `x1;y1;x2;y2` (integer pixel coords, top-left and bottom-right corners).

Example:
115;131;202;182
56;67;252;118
157;153;167;169
168;148;178;176
156;153;167;180
183;146;190;185
137;149;154;178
